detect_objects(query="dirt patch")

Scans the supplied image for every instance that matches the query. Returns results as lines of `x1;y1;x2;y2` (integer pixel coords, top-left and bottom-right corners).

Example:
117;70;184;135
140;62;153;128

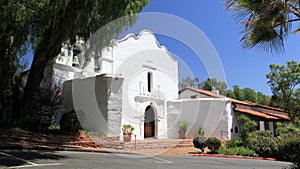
160;147;199;156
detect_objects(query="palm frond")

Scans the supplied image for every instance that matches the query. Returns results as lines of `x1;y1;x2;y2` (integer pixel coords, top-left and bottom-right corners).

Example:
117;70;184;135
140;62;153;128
291;27;300;34
225;0;293;54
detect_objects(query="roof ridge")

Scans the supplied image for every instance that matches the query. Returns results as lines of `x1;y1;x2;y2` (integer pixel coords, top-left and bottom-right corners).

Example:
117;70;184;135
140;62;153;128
180;87;287;113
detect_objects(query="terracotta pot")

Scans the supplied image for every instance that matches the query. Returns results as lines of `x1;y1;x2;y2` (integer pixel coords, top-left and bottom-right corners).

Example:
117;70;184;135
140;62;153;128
79;131;86;138
123;132;132;142
178;132;186;139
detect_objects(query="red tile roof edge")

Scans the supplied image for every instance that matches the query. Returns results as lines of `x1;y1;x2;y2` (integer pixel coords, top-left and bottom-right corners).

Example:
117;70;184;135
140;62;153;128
180;87;288;113
264;112;290;120
234;108;280;120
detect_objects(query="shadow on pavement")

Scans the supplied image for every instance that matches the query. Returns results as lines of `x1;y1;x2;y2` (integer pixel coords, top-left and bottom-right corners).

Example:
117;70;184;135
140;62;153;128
0;150;66;167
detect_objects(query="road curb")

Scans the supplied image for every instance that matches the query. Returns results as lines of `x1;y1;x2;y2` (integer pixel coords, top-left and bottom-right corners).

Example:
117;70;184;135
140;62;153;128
192;153;277;161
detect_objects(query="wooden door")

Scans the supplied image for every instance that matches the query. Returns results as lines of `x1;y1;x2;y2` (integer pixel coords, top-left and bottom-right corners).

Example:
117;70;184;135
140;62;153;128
144;121;154;138
144;105;155;138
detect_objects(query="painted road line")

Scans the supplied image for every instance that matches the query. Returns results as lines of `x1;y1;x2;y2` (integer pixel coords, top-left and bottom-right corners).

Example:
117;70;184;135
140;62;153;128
0;152;36;165
0;152;61;168
153;156;173;164
8;163;62;168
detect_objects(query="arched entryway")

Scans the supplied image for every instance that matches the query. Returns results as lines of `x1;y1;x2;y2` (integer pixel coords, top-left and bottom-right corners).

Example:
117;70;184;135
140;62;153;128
144;105;156;138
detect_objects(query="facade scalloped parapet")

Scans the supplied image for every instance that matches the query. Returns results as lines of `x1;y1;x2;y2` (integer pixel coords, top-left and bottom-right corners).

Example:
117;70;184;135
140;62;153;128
115;29;177;63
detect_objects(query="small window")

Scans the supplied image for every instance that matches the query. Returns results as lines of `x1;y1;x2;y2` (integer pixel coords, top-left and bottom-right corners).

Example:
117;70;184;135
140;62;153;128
191;95;197;99
264;122;270;130
147;72;152;92
234;126;238;133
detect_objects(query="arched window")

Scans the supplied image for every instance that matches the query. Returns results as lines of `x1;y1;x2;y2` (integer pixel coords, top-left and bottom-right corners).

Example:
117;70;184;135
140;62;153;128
147;72;152;92
234;126;238;133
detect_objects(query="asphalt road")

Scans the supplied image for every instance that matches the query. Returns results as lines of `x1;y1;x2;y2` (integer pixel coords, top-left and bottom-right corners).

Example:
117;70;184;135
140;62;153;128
0;150;292;169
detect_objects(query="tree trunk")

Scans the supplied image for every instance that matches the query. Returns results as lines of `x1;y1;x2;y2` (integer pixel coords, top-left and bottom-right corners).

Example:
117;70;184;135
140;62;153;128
21;42;61;118
20;9;64;124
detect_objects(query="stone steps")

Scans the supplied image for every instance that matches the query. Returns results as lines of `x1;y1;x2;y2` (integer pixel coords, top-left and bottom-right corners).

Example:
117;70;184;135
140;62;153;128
0;129;194;150
91;138;194;150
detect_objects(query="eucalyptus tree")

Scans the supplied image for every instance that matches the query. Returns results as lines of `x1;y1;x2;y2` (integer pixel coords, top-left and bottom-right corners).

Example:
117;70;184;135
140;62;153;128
0;1;34;128
256;92;270;105
227;87;269;105
179;77;227;95
23;0;149;107
225;0;300;53
233;85;245;101
1;0;149;128
243;87;257;102
266;60;300;121
202;78;227;95
179;77;201;89
226;89;234;98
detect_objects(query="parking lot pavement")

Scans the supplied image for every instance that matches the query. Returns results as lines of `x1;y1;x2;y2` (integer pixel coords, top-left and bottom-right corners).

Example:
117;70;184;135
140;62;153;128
0;149;292;169
0;150;62;168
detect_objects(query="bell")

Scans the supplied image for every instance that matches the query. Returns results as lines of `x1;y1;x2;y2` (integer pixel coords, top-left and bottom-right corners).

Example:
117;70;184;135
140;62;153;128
94;65;100;71
72;55;80;67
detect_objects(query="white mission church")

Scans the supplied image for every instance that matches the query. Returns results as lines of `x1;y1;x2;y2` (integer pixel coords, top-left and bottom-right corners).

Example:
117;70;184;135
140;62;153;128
52;30;289;141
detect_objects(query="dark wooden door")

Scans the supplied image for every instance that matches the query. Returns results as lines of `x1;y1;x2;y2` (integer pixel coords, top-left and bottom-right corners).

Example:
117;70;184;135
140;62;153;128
144;105;155;138
144;121;154;138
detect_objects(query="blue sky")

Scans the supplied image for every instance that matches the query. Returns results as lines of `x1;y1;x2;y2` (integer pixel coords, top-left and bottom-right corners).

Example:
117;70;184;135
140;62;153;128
24;0;300;95
139;0;300;95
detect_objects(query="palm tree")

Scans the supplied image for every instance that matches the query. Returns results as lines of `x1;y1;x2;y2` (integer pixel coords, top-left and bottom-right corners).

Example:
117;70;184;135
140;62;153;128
225;0;300;53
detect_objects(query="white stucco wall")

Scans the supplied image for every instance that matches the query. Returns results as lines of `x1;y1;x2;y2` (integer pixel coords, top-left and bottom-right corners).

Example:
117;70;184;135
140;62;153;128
63;75;123;137
63;76;108;134
230;106;241;138
53;30;179;140
167;98;232;140
175;89;232;140
107;30;179;140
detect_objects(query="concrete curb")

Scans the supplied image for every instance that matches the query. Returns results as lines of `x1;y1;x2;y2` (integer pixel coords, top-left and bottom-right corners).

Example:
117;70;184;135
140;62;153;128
192;153;277;161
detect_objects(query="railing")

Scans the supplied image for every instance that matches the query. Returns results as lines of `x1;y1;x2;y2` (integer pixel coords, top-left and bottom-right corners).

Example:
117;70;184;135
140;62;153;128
133;134;137;150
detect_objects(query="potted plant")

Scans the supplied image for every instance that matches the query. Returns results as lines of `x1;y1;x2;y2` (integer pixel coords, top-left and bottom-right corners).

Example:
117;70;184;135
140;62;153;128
176;121;189;139
122;124;134;142
198;127;205;136
78;129;86;138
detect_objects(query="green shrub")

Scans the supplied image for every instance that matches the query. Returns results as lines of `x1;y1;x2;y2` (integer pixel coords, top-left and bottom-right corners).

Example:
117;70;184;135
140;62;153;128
197;127;205;135
282;138;300;168
237;115;258;145
19;83;64;131
217;146;258;157
276;122;300;136
226;137;243;148
86;131;105;136
49;124;60;130
193;136;206;153
250;130;273;137
247;131;279;158
276;137;300;168
60;110;83;132
205;137;221;153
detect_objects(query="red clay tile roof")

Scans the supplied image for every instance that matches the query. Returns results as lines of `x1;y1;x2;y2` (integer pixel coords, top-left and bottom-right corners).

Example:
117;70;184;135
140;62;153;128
180;87;290;121
180;87;287;112
264;112;290;120
234;108;280;120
